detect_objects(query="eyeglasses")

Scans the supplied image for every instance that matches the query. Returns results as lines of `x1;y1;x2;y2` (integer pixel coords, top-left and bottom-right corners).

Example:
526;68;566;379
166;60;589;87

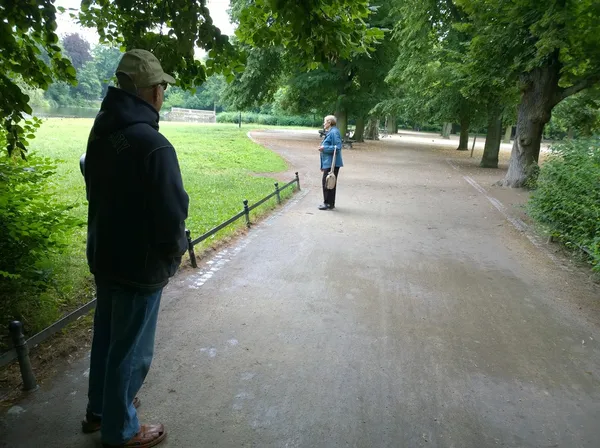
160;82;168;91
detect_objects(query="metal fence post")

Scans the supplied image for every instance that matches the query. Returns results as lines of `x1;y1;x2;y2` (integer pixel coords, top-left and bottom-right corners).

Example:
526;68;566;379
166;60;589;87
295;172;301;191
274;182;281;204
186;229;198;268
9;321;37;392
243;200;251;227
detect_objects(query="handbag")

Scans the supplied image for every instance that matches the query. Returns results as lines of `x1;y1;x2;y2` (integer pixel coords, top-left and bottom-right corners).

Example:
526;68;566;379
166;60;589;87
325;145;337;190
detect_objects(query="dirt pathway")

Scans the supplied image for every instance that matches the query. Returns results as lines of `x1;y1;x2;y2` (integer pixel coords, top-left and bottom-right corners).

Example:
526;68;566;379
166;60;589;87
1;130;599;448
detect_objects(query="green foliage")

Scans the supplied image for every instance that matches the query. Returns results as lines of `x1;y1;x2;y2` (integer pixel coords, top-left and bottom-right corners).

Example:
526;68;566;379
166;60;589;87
456;0;600;184
0;152;83;336
78;0;242;89
163;75;227;111
385;0;491;128
217;112;318;127
0;0;76;156
73;61;102;100
92;45;123;97
232;0;384;67
222;47;285;110
545;89;600;140
42;40;123;108
457;0;600;85
529;139;600;270
225;1;397;128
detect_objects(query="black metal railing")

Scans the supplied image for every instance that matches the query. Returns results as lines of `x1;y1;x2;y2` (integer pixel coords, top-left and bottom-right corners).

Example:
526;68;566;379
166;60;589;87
1;172;301;391
186;172;300;268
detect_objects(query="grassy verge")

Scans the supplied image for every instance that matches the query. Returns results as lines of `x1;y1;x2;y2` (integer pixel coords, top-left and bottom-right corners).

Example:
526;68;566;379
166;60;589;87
6;119;296;342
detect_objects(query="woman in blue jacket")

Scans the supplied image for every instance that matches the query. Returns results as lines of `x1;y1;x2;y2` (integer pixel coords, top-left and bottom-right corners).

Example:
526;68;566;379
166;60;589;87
318;115;344;210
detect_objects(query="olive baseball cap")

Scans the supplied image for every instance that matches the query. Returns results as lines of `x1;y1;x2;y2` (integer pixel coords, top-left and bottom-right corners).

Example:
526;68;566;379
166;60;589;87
115;49;175;88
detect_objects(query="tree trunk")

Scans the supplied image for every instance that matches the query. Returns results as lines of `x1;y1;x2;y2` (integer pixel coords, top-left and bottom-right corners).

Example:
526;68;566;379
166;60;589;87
457;119;470;150
353;116;365;142
365;118;379;140
441;122;452;139
386;116;397;134
499;57;561;187
567;127;574;140
457;102;470;150
335;106;348;139
503;125;512;143
480;105;503;168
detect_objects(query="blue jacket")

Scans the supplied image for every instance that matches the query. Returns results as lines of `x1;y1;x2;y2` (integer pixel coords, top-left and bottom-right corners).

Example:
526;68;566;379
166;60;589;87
320;126;344;169
84;87;189;290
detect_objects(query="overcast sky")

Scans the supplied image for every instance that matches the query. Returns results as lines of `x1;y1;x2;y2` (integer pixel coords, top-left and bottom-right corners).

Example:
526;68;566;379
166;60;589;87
55;0;236;43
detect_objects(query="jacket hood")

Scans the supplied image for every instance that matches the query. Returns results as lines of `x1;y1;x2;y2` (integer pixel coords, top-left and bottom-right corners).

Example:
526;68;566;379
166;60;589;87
93;86;160;136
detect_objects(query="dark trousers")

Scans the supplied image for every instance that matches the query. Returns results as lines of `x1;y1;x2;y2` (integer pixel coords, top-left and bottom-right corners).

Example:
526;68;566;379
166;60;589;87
322;166;340;207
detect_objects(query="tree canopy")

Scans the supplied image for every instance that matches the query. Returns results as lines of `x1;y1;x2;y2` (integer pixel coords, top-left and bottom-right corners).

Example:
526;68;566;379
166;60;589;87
456;0;600;186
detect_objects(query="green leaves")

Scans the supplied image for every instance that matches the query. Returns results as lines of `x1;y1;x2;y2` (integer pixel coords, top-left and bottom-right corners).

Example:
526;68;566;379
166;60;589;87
0;0;77;156
78;0;243;91
232;0;383;67
529;138;600;270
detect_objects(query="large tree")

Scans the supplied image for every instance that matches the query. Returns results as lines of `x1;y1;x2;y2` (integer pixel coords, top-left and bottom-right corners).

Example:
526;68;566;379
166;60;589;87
457;0;600;187
386;0;477;150
62;32;92;69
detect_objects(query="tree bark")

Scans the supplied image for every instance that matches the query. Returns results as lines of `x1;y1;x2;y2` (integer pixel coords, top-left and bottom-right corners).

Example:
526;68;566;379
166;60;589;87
335;106;348;139
480;105;503;168
457;118;470;150
441;122;452;139
386;115;397;134
353;116;365;142
567;127;574;140
457;102;470;150
503;125;513;143
499;56;562;187
365;118;379;140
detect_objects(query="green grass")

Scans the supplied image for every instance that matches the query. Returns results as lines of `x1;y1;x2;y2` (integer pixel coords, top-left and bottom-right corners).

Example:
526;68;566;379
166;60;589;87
23;118;295;333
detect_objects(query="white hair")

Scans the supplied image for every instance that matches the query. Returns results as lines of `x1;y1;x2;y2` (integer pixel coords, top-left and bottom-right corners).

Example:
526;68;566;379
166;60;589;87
324;115;337;126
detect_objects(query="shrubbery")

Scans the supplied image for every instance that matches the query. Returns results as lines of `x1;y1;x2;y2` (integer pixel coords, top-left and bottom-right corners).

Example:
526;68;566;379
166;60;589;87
217;112;319;127
0;152;83;347
529;138;600;270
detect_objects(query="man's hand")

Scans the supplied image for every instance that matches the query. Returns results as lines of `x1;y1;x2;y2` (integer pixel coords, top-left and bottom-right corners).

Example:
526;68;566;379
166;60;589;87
318;146;324;152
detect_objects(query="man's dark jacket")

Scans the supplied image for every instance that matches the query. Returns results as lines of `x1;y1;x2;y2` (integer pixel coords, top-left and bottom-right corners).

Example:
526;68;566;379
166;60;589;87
84;87;189;290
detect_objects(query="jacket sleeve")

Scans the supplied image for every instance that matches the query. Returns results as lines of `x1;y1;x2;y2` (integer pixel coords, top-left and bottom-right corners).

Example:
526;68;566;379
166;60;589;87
146;145;190;258
322;129;342;154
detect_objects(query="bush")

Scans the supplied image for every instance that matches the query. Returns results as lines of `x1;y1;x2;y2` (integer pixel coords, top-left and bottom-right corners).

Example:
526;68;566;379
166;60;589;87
0;153;83;345
529;138;600;270
217;112;317;127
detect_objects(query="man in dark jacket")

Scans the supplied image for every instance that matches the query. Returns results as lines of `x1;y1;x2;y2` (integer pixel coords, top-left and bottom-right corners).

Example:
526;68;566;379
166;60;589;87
81;49;188;448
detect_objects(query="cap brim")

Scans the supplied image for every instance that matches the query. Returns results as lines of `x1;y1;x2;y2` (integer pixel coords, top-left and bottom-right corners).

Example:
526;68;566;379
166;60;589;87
162;73;176;84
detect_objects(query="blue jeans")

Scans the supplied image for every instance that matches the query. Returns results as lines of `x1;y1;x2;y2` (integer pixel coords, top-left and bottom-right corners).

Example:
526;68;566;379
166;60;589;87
86;279;163;445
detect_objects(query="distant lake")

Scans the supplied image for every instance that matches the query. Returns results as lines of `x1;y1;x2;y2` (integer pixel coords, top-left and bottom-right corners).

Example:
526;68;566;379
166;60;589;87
33;107;100;119
32;107;169;120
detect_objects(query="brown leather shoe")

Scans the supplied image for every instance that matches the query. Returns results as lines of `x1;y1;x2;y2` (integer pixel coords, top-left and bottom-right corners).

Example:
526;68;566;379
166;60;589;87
103;424;167;448
81;397;141;433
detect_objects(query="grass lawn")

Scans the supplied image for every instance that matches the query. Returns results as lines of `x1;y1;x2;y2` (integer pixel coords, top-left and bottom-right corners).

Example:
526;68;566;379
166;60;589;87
20;118;296;336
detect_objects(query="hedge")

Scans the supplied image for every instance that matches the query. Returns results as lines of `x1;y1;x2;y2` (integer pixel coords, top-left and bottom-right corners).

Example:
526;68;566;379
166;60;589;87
529;138;600;270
